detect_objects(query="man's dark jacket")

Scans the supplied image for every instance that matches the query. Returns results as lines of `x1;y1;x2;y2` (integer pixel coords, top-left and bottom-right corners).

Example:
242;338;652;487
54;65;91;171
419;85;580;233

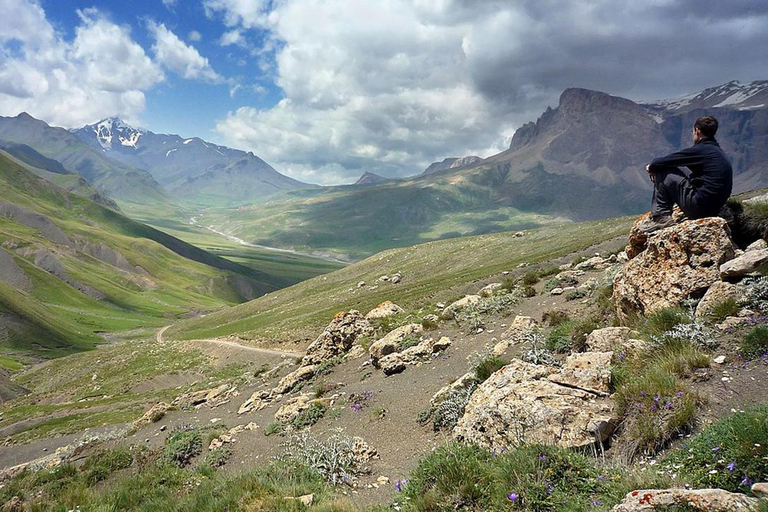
648;138;733;216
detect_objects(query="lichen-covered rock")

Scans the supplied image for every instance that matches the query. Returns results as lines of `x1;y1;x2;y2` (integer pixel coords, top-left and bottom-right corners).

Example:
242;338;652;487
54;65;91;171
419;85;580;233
238;390;271;414
586;327;633;352
368;323;423;362
695;281;747;321
479;283;503;297
275;394;331;423
547;351;613;396
272;365;318;395
365;301;405;320
133;402;169;429
445;295;481;315
614;217;736;320
625;208;687;259
752;482;768;499
172;384;237;409
301;311;373;366
453;359;618;450
498;316;537;348
610;488;758;511
720;248;768;278
746;239;768;252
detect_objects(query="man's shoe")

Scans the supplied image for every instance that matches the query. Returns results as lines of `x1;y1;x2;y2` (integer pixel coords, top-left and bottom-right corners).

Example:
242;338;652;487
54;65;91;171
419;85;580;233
637;215;675;234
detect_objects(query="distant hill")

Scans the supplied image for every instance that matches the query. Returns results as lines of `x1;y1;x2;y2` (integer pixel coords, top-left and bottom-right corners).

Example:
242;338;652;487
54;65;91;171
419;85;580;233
0;151;283;362
354;172;390;185
0;113;169;204
71;118;312;207
193;81;768;260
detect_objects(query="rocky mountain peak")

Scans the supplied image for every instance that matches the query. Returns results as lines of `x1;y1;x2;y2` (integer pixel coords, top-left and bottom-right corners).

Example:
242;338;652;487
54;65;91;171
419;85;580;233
83;117;144;151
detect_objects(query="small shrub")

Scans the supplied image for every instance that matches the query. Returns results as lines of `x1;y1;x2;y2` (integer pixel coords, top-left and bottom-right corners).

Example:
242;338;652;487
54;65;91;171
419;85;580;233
651;321;716;350
397;334;421;351
542;309;570;327
544;275;578;292
164;427;203;467
265;422;284;437
741;326;768;360
431;385;476;431
314;382;331;398
501;276;517;292
571;316;601;352
292;402;328;429
253;363;271;378
421;316;439;330
565;289;587;301
416;409;431;426
663;406;768;493
522;271;540;286
545;321;573;354
198;447;231;471
745;276;768;312
82;447;135;485
521;285;536;297
280;428;369;486
522;329;560;366
315;355;344;377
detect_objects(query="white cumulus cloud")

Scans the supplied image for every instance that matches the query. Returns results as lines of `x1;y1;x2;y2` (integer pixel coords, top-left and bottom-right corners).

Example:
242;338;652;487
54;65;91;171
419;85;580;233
149;22;221;82
0;2;163;127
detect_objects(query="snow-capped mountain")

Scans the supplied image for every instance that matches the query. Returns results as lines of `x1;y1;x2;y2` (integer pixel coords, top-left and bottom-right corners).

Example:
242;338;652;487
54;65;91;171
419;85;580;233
645;80;768;114
72;119;311;206
91;117;145;150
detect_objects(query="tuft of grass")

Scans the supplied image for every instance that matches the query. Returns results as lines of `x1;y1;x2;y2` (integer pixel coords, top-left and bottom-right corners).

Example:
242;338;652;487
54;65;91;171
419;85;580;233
291;402;328;430
397;334;421;351
82;446;136;485
663;406;768;493
163;427;203;467
521;271;540;286
542;309;570;327
565;289;587;301
265;422;284;437
570;316;601;352
643;307;690;337
704;297;740;323
741;326;768;360
473;355;508;382
397;442;666;512
612;334;709;458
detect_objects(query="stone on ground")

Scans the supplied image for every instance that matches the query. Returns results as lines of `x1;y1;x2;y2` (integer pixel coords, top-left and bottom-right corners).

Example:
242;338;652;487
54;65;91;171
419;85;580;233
610;488;758;511
694;281;746;321
585;327;633;352
368;323;423;362
719;248;768;278
365;301;405;320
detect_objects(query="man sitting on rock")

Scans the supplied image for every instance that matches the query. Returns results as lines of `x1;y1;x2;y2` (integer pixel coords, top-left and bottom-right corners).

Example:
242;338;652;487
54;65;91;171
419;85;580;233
640;115;732;233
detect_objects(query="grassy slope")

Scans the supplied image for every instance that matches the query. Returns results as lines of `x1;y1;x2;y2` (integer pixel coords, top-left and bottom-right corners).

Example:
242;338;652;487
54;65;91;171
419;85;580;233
120;200;344;285
195;161;648;261
166;216;634;344
0;153;294;363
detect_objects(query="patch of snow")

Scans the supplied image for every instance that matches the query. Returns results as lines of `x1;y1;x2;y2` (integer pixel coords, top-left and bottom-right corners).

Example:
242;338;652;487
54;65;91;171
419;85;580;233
652;114;664;124
183;138;194;145
739;104;765;111
166;148;177;157
714;89;761;107
201;141;209;148
119;131;141;148
215;149;226;157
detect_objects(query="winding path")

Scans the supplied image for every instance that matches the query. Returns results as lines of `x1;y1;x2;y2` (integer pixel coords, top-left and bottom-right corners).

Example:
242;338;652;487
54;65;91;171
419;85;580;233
155;325;303;358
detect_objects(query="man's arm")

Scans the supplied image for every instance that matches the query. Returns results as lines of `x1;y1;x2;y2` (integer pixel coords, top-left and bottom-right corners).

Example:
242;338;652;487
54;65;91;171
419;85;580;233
647;146;705;173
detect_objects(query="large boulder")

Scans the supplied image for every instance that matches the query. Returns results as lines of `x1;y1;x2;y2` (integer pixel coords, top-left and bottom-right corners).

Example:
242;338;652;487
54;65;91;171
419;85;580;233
302;310;373;366
368;323;423;362
614;217;736;321
611;488;758;511
453;358;618;451
585;327;633;352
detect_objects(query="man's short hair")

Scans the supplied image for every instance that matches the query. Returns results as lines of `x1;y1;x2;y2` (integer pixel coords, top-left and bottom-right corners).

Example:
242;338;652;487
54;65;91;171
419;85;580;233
695;116;718;138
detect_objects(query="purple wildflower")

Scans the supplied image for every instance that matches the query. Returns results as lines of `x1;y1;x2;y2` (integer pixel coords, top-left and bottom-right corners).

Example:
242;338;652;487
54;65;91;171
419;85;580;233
665;401;674;409
650;404;658;411
742;476;752;487
712;446;721;452
676;391;685;398
395;479;408;492
539;454;547;461
546;483;553;495
653;394;660;403
727;462;736;471
591;499;603;506
507;492;519;502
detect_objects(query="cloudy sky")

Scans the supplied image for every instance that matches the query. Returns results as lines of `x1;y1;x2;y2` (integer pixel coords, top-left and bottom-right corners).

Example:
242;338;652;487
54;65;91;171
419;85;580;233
1;0;767;184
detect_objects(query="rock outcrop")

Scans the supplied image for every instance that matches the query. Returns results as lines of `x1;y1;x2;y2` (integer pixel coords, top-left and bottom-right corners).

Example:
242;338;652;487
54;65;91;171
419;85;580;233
377;336;451;375
302;310;373;366
365;301;404;320
368;323;423;362
611;488;759;511
614;217;736;320
454;356;618;451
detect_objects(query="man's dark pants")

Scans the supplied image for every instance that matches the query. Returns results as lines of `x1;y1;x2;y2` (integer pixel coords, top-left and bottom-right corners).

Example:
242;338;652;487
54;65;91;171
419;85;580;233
651;167;715;220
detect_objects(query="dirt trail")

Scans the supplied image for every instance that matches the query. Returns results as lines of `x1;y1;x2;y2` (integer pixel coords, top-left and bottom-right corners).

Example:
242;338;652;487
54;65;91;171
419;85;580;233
155;325;303;358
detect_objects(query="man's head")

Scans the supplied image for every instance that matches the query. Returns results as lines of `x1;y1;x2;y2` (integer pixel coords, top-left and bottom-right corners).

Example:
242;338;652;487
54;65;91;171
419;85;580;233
693;116;718;142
